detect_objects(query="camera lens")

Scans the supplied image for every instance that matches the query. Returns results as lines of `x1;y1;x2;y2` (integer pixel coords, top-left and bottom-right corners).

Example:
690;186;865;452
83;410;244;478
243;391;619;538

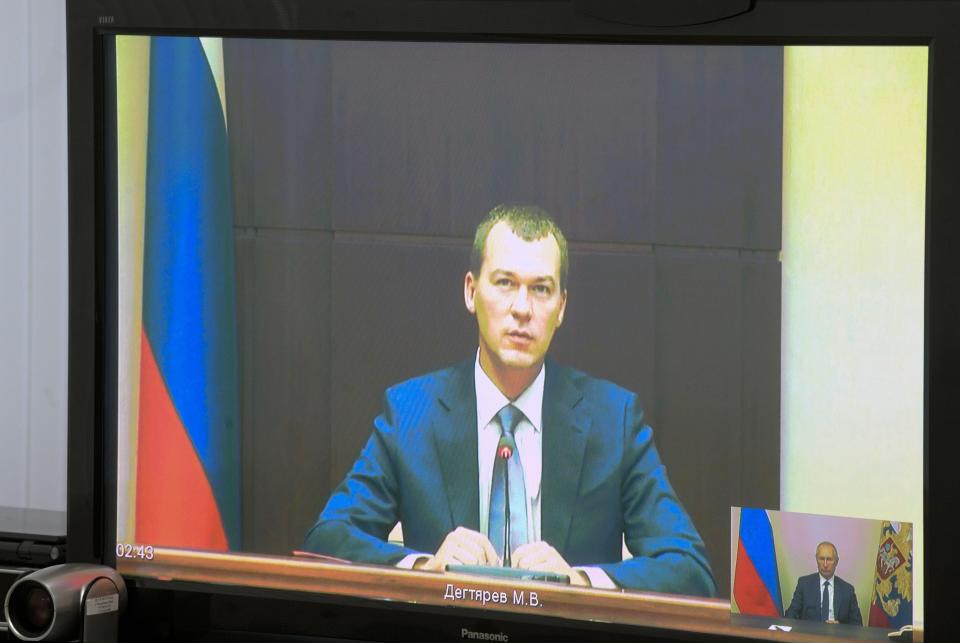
9;581;55;637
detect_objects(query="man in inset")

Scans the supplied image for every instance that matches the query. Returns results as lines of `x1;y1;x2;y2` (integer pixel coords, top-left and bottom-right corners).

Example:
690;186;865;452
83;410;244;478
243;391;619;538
304;204;715;596
785;541;863;625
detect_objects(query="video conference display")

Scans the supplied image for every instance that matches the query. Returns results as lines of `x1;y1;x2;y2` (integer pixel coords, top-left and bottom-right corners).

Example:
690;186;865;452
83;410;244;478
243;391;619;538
109;36;926;638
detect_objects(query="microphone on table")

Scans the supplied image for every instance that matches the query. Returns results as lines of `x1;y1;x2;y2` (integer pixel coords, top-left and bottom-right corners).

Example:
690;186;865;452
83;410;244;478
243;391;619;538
497;437;513;567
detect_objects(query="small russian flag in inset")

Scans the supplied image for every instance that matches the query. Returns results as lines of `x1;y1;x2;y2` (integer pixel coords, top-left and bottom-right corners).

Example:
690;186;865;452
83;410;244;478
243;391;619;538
733;508;783;617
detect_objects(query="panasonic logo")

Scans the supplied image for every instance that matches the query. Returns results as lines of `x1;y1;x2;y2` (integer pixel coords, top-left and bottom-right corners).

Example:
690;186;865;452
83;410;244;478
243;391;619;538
461;627;509;642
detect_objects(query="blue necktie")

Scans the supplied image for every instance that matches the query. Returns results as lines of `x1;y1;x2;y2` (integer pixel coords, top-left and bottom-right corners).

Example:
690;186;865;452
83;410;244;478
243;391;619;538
821;580;830;622
487;404;529;565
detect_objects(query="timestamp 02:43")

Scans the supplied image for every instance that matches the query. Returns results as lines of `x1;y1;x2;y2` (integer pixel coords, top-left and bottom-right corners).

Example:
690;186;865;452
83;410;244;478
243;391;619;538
115;543;156;560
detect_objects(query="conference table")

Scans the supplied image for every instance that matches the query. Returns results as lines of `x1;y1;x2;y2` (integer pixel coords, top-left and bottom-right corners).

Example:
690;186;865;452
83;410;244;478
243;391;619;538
118;548;917;642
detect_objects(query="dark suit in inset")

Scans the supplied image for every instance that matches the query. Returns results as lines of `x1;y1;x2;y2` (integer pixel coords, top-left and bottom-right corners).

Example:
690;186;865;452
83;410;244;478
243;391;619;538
784;572;863;625
303;358;716;596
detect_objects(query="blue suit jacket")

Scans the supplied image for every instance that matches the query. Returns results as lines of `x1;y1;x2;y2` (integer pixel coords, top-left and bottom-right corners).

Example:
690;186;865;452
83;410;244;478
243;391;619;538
784;573;863;625
304;359;716;596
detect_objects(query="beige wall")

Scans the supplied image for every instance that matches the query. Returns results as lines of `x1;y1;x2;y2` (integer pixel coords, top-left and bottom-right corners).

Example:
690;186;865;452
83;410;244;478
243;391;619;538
781;46;927;625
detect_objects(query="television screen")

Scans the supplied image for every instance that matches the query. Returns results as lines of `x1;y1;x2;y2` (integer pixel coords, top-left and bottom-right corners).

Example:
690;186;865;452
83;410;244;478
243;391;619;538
102;34;926;640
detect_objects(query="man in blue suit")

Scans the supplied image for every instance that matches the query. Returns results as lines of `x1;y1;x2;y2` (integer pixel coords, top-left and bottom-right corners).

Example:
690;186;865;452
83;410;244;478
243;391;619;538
303;204;716;596
785;542;863;625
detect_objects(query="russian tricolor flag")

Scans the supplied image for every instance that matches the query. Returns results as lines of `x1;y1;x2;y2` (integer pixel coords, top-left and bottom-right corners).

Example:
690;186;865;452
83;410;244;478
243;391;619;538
135;36;241;551
733;508;783;617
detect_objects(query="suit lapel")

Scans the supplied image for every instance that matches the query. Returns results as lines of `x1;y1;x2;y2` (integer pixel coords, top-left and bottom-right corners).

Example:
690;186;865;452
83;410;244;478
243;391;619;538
541;362;589;554
433;360;480;531
834;578;847;619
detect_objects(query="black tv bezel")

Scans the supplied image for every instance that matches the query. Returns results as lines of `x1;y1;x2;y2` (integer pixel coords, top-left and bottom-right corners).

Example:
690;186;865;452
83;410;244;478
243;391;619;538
67;1;959;641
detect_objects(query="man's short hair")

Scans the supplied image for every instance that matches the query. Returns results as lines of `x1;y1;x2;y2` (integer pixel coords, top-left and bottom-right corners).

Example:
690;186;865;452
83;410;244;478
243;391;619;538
816;541;838;557
470;203;569;289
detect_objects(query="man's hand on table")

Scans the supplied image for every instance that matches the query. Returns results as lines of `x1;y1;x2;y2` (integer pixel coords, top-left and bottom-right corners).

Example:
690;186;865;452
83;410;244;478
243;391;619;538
412;529;589;587
512;541;589;587
414;527;500;571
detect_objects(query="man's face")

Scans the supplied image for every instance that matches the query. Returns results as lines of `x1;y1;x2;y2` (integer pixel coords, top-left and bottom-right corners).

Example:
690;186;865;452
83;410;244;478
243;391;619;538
464;221;567;374
816;544;838;579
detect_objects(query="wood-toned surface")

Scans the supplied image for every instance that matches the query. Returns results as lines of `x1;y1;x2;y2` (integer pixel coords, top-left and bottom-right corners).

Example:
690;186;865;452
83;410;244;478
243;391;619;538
118;549;917;641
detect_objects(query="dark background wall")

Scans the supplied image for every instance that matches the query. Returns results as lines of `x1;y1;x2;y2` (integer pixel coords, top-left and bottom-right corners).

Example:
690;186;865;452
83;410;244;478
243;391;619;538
224;40;783;598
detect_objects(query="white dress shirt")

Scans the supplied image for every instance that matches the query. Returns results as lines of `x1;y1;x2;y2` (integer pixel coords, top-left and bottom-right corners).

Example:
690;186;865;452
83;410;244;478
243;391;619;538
820;575;835;621
475;353;543;542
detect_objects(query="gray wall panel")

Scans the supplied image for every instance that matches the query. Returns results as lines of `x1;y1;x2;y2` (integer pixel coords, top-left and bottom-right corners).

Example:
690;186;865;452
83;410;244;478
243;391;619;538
236;235;256;549
239;231;332;554
740;258;782;509
654;249;749;599
655;47;783;250
549;249;657;417
0;0;31;508
225;39;333;231
329;42;660;241
329;240;477;488
0;0;68;512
